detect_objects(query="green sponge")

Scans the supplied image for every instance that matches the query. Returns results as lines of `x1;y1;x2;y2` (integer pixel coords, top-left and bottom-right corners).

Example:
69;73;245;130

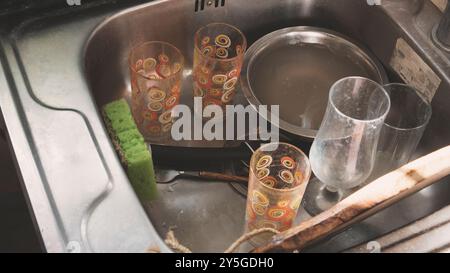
110;116;136;133
117;128;144;145
103;99;157;201
104;100;131;116
127;151;158;202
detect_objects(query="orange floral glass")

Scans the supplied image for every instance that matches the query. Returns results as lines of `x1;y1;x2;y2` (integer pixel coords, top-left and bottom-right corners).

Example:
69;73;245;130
246;143;311;245
129;41;184;141
193;23;247;109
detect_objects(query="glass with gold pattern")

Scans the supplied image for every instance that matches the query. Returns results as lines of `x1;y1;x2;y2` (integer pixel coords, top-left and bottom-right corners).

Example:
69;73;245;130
245;142;311;246
129;41;184;141
193;23;247;109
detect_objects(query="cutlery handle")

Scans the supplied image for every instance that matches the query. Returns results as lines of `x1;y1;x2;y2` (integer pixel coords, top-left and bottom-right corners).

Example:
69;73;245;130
198;171;248;183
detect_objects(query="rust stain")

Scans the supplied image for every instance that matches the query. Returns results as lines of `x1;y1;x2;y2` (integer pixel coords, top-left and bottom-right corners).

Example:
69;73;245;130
255;203;372;253
404;169;425;184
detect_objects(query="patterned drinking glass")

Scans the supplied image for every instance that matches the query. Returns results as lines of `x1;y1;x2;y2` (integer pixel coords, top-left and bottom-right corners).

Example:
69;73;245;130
245;142;311;246
193;23;247;109
129;41;184;141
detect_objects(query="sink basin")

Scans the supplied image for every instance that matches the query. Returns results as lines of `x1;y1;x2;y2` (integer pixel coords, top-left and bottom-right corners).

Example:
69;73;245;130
0;0;447;252
84;0;450;252
85;0;450;252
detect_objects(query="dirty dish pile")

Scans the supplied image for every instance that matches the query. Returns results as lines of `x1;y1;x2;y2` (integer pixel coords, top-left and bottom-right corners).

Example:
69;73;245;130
106;22;432;252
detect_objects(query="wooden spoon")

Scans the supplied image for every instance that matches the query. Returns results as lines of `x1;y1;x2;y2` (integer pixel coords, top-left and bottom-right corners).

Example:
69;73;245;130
253;145;450;253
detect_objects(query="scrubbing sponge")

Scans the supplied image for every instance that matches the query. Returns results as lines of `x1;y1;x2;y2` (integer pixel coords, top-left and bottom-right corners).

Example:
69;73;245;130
127;151;158;202
103;99;157;201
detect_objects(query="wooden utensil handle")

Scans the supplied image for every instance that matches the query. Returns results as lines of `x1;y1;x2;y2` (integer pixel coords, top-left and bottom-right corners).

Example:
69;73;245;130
199;171;248;183
253;145;450;253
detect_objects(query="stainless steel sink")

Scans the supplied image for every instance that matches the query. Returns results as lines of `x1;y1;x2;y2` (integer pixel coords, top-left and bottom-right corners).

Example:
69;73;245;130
0;0;448;252
83;0;450;252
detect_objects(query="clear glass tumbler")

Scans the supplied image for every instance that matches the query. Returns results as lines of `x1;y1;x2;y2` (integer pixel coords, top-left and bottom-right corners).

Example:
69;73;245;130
245;142;311;246
304;77;391;215
193;23;247;109
129;41;184;141
367;83;432;181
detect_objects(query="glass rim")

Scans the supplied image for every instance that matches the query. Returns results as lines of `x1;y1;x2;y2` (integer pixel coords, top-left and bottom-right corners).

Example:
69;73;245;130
249;142;311;193
329;76;391;123
194;22;247;62
128;41;185;81
382;83;432;131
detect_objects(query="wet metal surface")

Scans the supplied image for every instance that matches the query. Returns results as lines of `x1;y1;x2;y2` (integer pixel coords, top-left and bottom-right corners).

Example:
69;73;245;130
0;0;449;252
